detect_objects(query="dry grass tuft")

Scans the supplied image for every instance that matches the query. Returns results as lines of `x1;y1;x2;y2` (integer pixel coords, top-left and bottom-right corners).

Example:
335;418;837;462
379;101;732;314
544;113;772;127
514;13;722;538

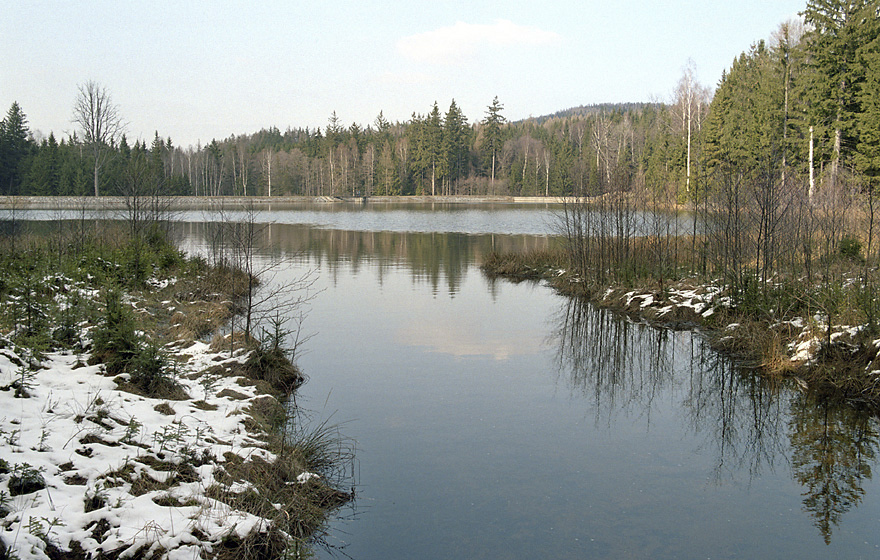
209;331;259;354
481;249;566;280
167;301;232;342
153;402;175;416
232;346;306;395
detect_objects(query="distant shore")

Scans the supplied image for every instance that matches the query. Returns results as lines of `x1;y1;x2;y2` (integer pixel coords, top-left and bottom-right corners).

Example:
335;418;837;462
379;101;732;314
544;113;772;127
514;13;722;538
0;194;572;210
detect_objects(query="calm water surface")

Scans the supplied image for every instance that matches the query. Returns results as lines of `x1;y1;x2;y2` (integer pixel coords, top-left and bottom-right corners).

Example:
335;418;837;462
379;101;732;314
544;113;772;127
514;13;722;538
19;203;880;558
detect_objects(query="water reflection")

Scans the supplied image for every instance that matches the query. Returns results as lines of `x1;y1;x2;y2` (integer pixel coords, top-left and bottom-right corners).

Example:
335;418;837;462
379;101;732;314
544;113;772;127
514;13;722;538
176;222;552;296
550;296;880;544
14;217;555;297
551;297;675;417
789;396;879;544
682;348;788;483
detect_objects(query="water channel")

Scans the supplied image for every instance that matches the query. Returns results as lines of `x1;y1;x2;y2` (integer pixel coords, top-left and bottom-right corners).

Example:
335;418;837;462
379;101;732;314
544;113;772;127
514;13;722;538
13;202;880;559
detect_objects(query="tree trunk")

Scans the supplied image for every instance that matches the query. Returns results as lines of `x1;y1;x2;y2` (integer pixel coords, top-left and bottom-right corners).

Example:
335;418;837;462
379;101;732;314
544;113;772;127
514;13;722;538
809;126;815;204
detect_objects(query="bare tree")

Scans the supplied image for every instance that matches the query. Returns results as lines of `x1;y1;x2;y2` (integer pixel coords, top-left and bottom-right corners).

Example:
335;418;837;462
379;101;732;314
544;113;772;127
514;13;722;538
224;202;318;357
72;80;125;197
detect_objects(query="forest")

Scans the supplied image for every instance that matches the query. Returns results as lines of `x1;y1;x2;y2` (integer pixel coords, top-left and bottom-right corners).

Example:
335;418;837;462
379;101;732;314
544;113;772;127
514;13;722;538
0;2;878;215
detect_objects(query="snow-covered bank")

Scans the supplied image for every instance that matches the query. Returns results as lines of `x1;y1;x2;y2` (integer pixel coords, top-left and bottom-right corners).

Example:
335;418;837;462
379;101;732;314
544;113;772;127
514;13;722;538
0;334;329;559
0;260;349;560
595;279;879;368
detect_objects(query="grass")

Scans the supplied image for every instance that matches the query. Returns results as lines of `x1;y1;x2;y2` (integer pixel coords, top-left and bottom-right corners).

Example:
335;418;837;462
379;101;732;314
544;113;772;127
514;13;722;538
480;248;565;281
209;430;353;547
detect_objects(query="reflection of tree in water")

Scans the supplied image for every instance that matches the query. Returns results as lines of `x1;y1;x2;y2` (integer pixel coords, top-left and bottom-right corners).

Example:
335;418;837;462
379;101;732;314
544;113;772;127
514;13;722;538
683;348;787;483
551;296;788;481
552;297;880;543
550;297;675;418
172;221;552;296
789;396;878;544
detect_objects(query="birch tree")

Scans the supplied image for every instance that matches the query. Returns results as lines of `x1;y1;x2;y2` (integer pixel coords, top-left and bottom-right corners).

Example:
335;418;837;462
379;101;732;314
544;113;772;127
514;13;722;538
673;61;705;196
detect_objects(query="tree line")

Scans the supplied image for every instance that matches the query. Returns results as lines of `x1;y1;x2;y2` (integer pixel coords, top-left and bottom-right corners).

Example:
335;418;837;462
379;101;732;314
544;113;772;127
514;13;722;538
1;1;878;218
0;89;704;200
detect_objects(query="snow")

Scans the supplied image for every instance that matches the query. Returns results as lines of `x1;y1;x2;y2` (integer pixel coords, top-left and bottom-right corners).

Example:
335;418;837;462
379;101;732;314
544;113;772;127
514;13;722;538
598;280;879;367
296;472;319;484
0;335;304;560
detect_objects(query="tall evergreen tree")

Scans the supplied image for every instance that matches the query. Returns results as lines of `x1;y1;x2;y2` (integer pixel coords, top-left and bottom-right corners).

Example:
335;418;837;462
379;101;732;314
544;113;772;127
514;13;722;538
444;99;470;193
0;102;32;194
424;102;445;195
855;7;880;183
25;133;61;195
802;0;880;184
481;96;506;189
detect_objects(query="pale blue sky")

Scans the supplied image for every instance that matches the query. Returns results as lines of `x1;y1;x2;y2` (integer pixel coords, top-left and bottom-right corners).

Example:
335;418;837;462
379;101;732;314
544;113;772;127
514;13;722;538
2;0;805;148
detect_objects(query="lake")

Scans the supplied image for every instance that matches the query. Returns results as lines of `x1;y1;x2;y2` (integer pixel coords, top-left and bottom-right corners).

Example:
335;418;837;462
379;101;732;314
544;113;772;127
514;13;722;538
13;202;880;559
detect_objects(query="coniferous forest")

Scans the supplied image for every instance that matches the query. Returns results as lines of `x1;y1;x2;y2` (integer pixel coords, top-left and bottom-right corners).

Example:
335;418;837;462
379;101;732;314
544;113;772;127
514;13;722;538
0;1;877;210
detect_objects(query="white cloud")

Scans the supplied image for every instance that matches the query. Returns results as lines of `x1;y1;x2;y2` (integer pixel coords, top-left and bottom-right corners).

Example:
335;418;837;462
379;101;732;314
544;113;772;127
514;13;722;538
397;20;561;65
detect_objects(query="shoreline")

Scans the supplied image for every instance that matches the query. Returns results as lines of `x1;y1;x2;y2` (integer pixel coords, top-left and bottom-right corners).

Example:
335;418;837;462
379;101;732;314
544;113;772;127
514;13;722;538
0;238;351;559
481;252;880;411
0;194;573;210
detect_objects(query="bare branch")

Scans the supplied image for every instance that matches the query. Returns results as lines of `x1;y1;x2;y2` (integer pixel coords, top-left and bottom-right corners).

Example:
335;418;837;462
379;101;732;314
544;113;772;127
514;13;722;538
72;80;125;196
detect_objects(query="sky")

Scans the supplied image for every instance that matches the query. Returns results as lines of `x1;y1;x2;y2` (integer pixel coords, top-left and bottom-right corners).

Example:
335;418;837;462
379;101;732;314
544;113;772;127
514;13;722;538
2;0;806;149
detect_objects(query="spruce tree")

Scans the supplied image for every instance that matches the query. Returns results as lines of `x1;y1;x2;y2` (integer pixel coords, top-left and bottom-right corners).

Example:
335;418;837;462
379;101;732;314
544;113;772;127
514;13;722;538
802;0;880;182
481;96;506;189
855;6;880;183
425;102;445;195
0;102;32;194
444;100;470;192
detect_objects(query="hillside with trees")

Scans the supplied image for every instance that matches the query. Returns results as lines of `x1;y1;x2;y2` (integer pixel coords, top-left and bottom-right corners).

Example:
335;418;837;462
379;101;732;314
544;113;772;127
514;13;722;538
0;1;878;218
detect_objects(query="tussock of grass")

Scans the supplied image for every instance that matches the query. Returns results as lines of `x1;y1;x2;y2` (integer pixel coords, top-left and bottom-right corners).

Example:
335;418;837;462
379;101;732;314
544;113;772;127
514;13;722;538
211;528;290;560
209;444;352;546
209;331;258;354
235;346;305;395
481;249;565;280
153;402;175;415
167;302;231;341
